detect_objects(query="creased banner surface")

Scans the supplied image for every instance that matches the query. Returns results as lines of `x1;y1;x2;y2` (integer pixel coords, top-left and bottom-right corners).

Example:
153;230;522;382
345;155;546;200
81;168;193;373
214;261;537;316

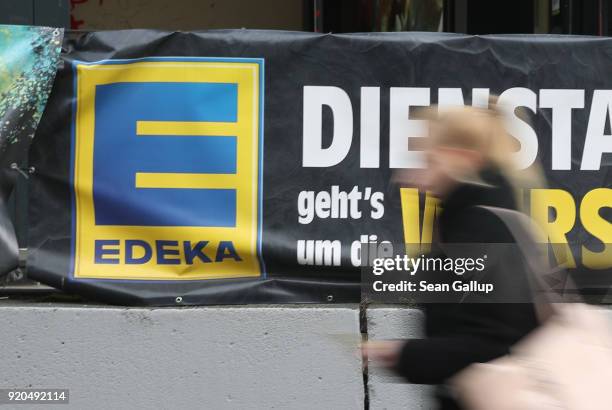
0;25;63;276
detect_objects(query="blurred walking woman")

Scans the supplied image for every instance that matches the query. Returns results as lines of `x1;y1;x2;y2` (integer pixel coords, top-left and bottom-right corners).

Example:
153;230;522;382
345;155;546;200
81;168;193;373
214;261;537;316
363;105;543;410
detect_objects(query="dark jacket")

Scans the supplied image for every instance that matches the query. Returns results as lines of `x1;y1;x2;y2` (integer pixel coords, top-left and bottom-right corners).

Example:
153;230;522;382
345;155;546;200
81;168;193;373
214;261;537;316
395;167;539;409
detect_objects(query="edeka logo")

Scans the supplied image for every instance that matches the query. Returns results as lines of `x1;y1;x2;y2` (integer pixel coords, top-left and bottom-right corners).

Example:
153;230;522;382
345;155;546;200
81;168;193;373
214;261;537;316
71;57;264;280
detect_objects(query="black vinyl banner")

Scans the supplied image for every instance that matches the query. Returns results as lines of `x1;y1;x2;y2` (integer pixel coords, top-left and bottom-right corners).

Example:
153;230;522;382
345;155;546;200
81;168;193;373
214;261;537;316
28;30;611;305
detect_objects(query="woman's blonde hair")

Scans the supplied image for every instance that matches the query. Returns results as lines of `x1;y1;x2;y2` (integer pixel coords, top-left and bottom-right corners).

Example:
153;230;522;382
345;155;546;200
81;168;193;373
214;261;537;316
425;102;546;210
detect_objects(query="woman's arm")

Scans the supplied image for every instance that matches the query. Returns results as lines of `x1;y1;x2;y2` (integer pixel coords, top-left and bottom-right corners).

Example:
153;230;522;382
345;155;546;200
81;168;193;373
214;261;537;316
395;336;508;384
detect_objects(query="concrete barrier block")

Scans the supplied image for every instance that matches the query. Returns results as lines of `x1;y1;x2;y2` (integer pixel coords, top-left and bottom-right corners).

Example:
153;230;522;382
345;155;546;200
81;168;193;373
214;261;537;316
366;306;435;410
0;303;364;410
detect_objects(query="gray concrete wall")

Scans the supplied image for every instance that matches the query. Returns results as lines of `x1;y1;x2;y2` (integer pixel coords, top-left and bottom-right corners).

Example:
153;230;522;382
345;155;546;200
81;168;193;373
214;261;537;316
1;303;365;410
6;302;610;409
366;307;434;410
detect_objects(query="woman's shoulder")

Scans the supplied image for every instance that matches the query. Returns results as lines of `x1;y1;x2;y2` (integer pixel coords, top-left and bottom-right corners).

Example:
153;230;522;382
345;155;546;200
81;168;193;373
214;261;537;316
440;203;516;244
